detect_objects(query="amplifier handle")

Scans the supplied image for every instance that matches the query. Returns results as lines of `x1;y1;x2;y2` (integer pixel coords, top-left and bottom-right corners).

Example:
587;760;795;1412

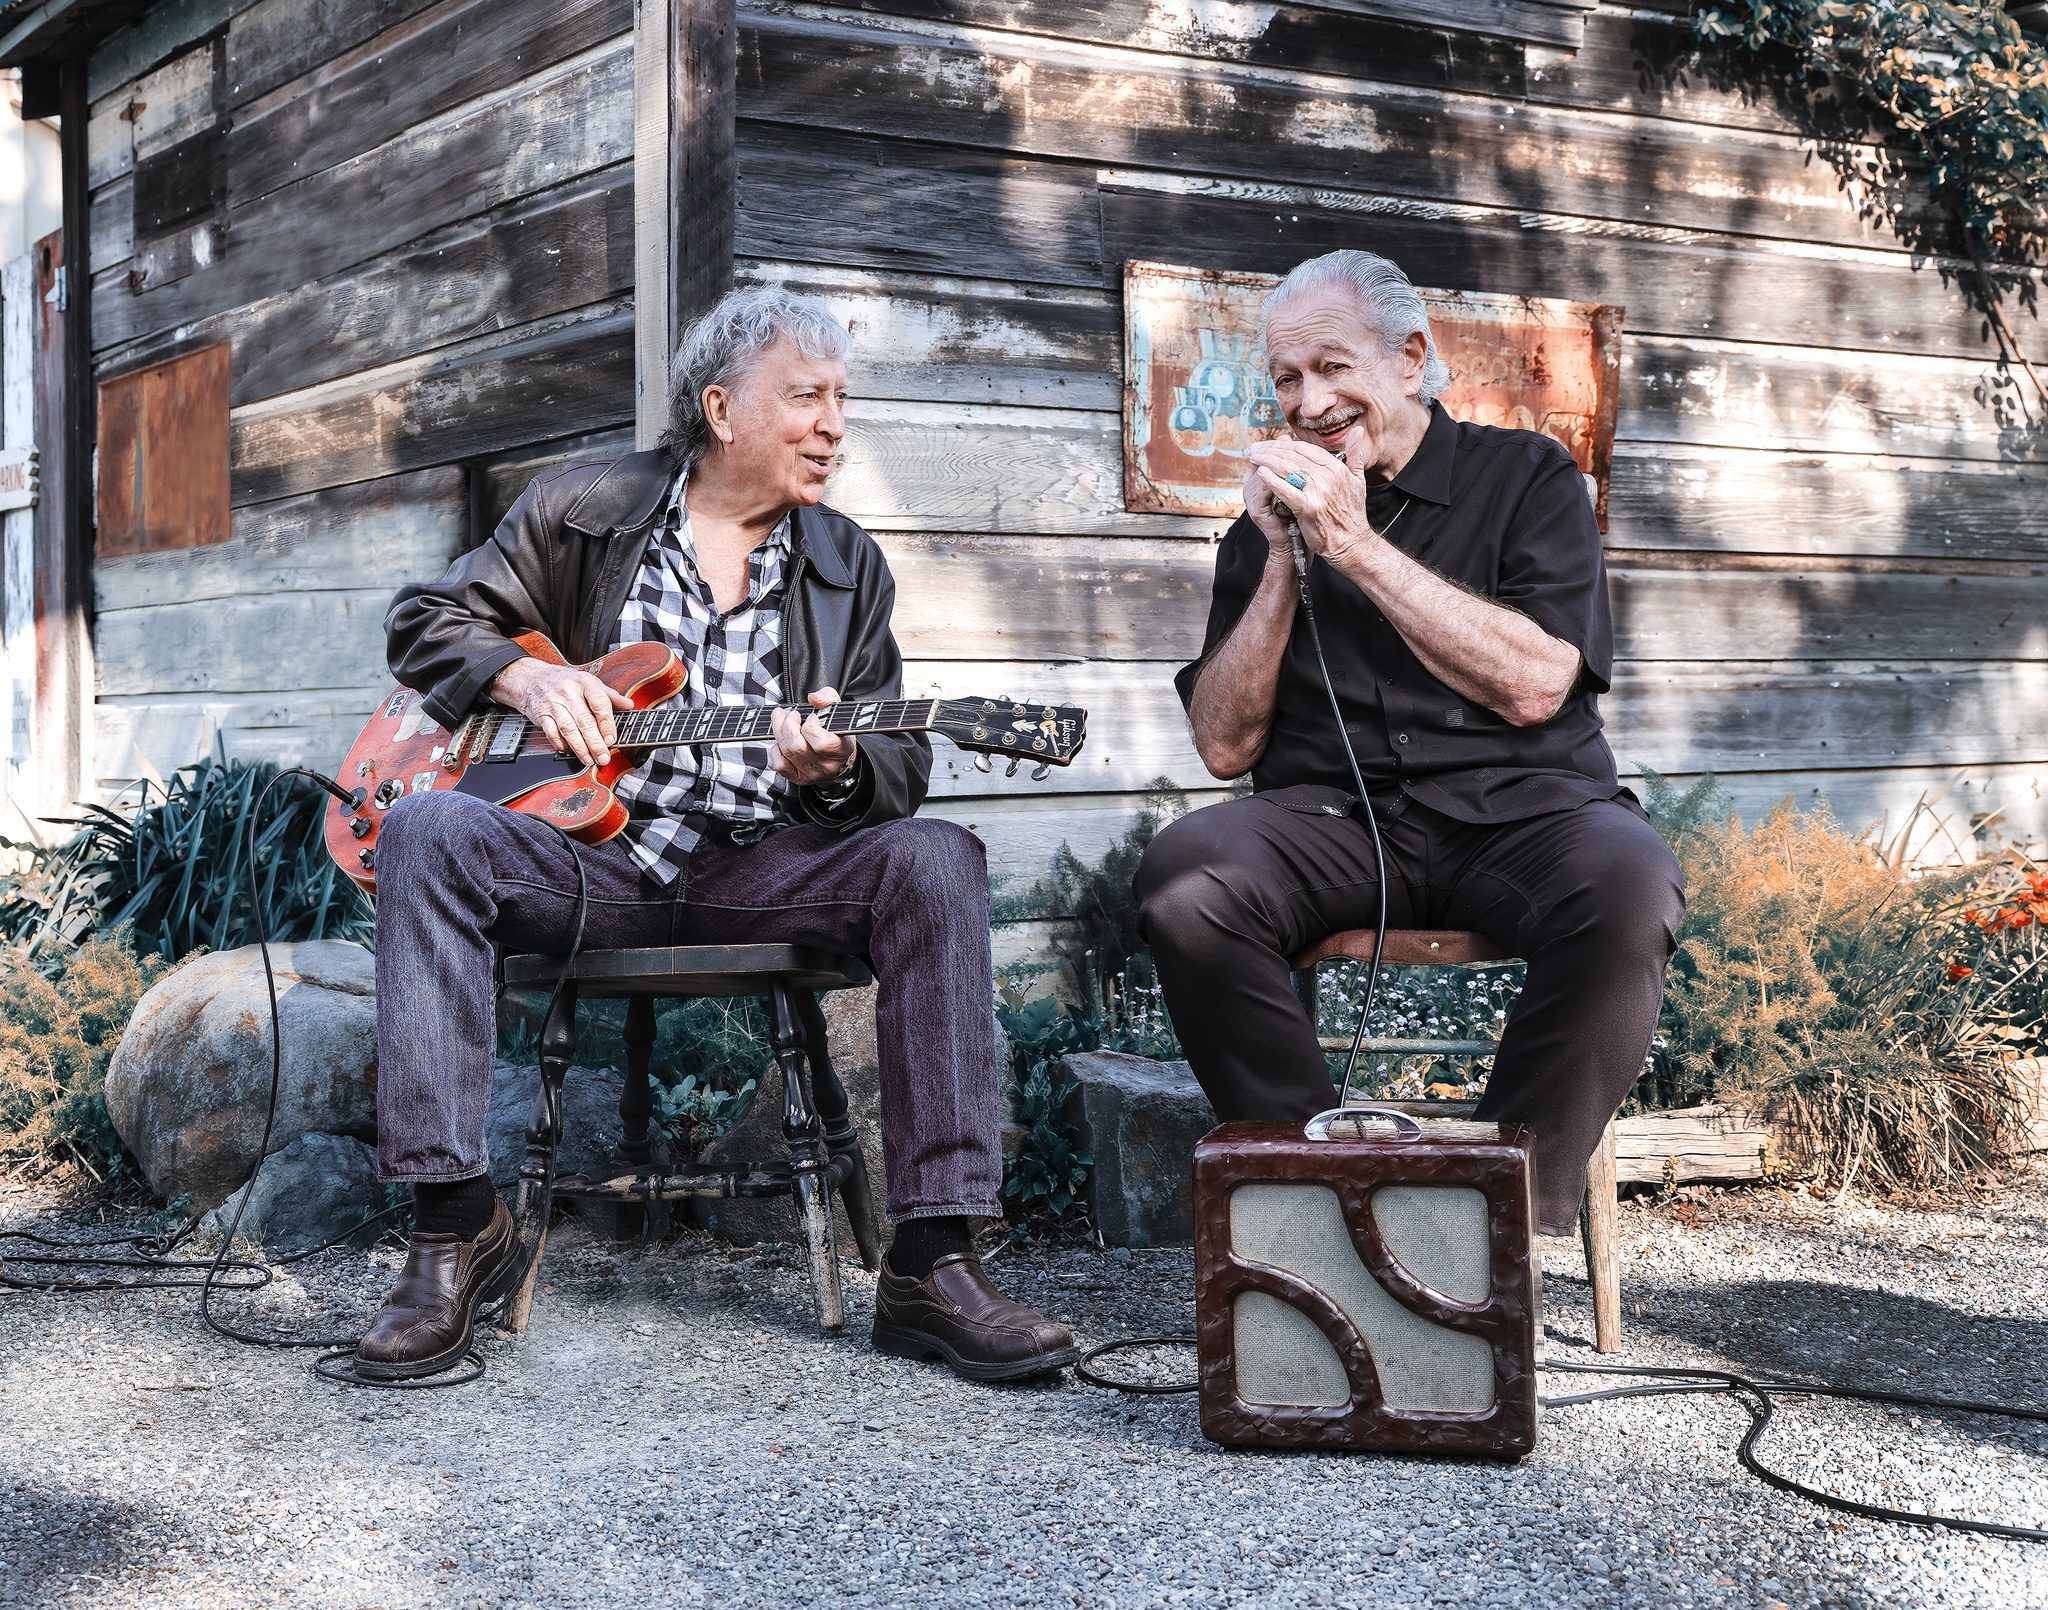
1303;1106;1424;1143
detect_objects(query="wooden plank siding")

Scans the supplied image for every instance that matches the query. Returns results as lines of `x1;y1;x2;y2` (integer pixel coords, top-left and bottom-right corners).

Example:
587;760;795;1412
75;0;2048;920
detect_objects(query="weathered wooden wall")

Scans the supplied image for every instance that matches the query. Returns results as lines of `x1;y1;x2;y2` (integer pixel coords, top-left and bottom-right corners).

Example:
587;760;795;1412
81;0;2048;901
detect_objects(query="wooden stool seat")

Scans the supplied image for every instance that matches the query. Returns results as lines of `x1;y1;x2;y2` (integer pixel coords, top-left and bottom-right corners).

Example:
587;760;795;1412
495;943;880;1338
1291;927;1624;1354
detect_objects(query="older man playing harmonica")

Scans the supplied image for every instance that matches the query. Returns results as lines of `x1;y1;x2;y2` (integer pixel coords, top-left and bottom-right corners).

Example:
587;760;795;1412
1137;250;1684;1237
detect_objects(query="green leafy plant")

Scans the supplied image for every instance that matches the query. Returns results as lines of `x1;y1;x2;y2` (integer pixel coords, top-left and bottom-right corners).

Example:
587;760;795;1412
1;757;372;963
1698;1;2047;406
655;1073;759;1151
1031;777;1186;997
0;932;166;1181
996;985;1100;1226
495;994;770;1154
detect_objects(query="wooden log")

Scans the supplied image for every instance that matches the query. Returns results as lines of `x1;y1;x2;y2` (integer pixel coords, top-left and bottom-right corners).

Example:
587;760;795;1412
878;656;2048;798
94;589;399;696
94;687;386;787
88;173;133;270
745;262;1121;409
86;88;132;190
875;531;2048;666
130;41;218;162
86;0;254;103
92;468;466;612
1094;178;2031;364
1610;1104;1782;1187
832;0;1529;96
736;123;1106;289
1609;444;2048;563
826;377;2033;546
228;0;631;207
97;162;633;405
94;39;633;352
228;301;634;505
1582;1119;1621;1350
224;0;446;108
736;9;1944;254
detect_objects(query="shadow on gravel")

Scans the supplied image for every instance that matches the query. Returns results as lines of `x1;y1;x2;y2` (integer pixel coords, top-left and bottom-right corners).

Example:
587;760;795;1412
3;1476;173;1597
1629;1277;2048;1456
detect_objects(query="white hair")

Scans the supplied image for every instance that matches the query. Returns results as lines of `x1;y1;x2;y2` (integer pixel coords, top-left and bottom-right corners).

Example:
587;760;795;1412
1259;250;1452;404
660;286;852;464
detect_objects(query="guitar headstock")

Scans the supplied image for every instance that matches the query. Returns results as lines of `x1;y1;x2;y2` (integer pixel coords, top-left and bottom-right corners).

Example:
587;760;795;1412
931;698;1088;773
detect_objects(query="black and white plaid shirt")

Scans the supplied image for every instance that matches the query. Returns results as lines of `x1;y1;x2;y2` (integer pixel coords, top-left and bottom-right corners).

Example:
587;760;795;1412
609;473;792;883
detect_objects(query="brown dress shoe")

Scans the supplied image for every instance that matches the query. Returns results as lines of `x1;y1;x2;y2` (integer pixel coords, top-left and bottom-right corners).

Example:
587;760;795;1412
355;1195;521;1380
872;1252;1079;1382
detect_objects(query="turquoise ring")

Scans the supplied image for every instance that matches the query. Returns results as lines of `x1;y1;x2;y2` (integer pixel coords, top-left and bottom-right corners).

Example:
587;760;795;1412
1284;471;1307;490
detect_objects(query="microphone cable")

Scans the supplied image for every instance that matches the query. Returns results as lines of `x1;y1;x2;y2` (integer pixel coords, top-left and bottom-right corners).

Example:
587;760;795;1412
1072;1337;2048;1544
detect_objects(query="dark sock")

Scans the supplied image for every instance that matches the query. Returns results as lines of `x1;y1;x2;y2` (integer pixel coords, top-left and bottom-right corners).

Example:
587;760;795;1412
886;1215;974;1279
413;1175;497;1240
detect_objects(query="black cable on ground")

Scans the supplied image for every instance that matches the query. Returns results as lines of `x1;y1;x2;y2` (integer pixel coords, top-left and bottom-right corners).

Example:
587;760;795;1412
2;766;591;1392
1074;1336;2048;1544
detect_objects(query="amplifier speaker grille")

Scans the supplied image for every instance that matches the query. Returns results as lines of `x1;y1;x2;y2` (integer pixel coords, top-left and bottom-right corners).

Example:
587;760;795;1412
1194;1119;1541;1457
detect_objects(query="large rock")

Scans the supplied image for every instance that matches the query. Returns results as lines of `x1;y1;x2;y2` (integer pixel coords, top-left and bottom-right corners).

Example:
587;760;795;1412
485;1057;664;1191
105;942;377;1207
201;1132;388;1252
1068;1052;1217;1248
695;983;890;1248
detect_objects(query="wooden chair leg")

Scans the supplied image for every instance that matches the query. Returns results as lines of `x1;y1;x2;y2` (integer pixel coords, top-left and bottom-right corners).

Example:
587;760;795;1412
797;990;882;1273
771;981;843;1333
500;979;576;1335
1581;1116;1622;1354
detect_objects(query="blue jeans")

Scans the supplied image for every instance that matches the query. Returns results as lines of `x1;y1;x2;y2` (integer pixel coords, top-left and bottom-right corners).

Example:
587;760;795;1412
372;791;1004;1222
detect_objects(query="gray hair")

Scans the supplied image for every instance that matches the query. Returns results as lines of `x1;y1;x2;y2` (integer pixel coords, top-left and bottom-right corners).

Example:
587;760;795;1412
1260;251;1452;405
660;286;852;464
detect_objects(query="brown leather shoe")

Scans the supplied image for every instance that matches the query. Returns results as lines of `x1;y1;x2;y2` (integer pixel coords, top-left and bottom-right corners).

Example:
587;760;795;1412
355;1194;521;1380
871;1252;1079;1382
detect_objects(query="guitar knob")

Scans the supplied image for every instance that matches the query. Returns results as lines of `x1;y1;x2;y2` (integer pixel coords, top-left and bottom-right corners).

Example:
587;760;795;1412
358;848;376;872
349;815;373;839
973;752;993;773
1005;757;1021;778
1031;763;1050;781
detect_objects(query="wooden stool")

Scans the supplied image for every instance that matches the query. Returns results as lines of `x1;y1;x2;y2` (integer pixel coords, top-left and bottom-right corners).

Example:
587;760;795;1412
494;944;880;1335
1290;928;1622;1354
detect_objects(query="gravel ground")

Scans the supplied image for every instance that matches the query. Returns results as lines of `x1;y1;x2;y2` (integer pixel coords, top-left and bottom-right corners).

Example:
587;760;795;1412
3;1169;2045;1610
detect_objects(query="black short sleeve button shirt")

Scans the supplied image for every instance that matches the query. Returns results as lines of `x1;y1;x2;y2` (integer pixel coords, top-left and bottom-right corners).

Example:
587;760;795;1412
1174;402;1624;824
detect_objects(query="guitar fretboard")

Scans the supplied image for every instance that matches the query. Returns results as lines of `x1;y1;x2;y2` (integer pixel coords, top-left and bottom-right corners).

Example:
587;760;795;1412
613;697;941;749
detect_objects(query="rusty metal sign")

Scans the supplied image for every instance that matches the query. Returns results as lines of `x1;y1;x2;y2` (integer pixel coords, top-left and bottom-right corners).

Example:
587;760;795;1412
1122;260;1622;530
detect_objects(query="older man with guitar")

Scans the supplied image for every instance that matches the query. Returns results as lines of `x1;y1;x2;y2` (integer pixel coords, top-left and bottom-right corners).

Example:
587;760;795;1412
352;287;1079;1383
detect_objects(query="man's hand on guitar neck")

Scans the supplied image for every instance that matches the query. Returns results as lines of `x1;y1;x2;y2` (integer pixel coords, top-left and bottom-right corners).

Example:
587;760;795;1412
770;687;859;789
489;656;633;769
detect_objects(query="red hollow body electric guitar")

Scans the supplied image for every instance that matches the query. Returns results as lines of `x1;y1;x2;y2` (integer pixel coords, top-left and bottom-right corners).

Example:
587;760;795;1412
323;632;1088;893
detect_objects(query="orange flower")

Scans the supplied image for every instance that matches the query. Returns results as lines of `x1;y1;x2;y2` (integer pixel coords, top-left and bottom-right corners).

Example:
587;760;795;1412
1947;963;1974;981
2010;911;2033;928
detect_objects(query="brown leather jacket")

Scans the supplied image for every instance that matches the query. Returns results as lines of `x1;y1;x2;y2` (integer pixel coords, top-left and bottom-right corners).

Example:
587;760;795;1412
384;449;931;832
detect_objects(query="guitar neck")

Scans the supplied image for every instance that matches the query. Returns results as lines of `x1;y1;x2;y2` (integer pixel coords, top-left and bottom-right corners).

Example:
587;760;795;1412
611;697;940;749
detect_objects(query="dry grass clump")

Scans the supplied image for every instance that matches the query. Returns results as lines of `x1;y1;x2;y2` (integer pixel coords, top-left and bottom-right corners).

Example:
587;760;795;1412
0;932;164;1182
1646;792;2037;1195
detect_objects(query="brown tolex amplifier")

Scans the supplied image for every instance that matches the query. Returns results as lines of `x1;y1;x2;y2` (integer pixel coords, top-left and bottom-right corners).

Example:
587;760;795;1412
1193;1111;1541;1458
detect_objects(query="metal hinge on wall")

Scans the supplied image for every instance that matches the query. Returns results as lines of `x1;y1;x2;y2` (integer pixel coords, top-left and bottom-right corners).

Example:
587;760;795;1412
43;268;66;313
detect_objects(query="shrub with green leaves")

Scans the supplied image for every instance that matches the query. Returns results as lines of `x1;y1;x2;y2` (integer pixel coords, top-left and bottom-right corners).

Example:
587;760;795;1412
0;932;165;1181
1;757;372;964
996;986;1099;1225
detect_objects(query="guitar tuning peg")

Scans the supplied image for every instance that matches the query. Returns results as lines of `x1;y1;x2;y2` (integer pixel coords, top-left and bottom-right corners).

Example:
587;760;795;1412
973;752;993;773
1005;756;1021;778
1031;763;1050;781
